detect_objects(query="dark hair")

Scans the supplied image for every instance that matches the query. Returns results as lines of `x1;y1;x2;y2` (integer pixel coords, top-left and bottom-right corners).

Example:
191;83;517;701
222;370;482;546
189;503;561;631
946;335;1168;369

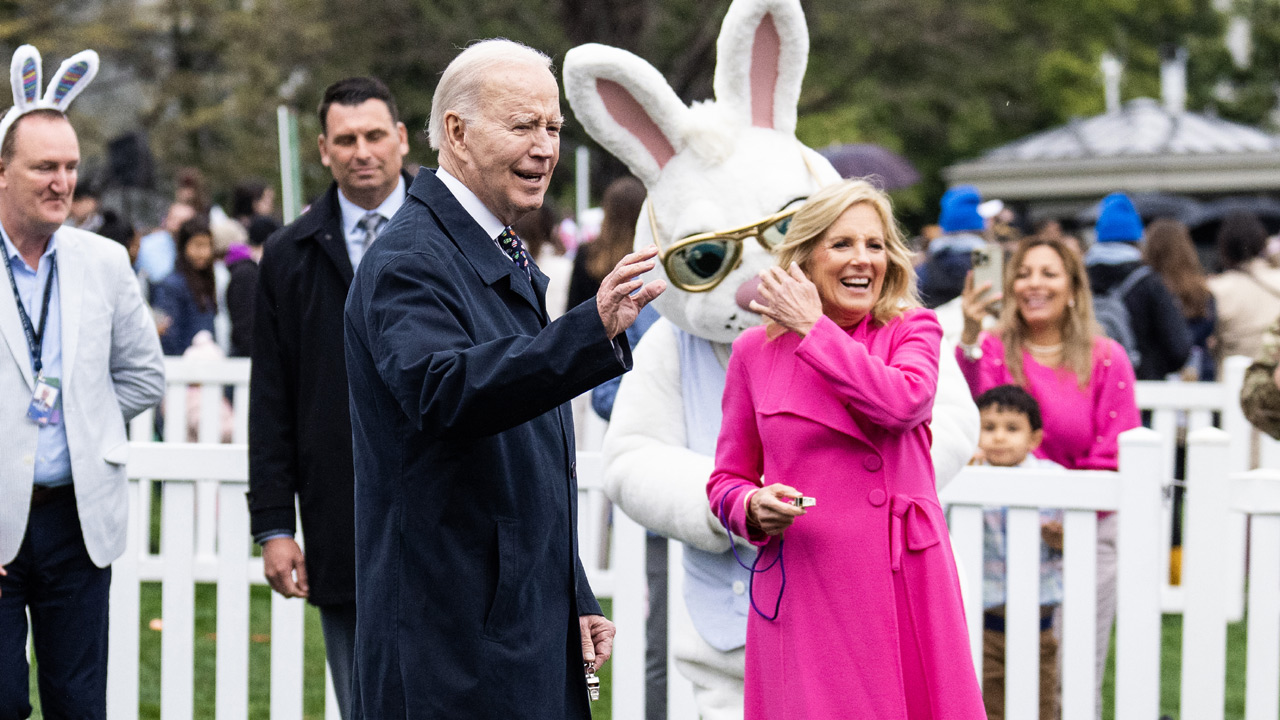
975;384;1043;432
1217;211;1269;271
0;109;67;163
97;209;135;249
247;215;281;248
175;216;216;313
318;77;399;135
73;181;98;201
231;180;269;219
1143;218;1211;319
587;176;647;281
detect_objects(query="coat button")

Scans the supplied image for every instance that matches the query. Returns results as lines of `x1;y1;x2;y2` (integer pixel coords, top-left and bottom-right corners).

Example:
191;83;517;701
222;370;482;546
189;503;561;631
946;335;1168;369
732;580;746;595
22;454;34;465
570;461;577;479
863;455;883;472
868;489;887;506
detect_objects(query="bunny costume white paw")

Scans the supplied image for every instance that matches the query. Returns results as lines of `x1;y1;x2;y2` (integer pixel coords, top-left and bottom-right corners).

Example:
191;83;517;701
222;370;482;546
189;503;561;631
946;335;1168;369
0;45;99;145
567;0;978;714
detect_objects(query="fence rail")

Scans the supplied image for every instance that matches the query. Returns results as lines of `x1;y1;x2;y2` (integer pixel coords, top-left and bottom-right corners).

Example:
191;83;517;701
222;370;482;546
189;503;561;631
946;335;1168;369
97;354;1280;718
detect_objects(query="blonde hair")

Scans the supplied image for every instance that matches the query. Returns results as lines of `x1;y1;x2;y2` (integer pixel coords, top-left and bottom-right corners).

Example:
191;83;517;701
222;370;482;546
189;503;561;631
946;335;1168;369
773;179;919;326
428;39;552;150
997;237;1100;387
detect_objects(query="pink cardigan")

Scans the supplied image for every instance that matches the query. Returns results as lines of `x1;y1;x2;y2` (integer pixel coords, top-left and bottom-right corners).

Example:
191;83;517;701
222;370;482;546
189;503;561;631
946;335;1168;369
957;332;1140;471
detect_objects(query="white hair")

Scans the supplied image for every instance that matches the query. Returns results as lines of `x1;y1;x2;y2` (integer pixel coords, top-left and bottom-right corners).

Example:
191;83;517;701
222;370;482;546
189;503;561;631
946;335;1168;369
428;39;553;150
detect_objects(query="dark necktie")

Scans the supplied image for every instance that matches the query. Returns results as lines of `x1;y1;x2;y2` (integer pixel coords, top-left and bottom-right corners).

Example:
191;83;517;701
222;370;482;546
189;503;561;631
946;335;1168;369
497;226;530;274
358;212;387;250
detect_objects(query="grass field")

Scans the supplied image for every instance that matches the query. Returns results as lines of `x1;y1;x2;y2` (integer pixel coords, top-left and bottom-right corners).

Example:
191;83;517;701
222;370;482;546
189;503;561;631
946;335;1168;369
27;594;1252;719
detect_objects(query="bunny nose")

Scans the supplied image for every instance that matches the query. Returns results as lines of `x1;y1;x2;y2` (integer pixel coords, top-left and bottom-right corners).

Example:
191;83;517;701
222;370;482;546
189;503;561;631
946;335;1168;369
736;276;765;312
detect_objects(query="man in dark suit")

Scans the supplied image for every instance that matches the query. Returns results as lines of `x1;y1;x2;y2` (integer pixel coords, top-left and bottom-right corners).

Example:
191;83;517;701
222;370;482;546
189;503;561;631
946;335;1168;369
344;39;664;718
246;76;411;720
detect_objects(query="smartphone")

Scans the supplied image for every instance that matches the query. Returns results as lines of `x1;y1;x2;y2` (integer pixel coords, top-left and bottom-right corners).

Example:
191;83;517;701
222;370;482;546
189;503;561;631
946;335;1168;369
970;244;1004;313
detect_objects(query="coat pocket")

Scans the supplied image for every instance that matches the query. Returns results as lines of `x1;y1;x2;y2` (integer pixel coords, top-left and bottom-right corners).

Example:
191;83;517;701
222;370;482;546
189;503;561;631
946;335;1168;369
102;440;129;466
482;517;521;640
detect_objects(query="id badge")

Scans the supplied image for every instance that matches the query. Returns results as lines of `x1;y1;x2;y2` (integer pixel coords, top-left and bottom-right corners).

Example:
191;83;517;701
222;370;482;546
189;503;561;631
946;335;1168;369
27;375;61;426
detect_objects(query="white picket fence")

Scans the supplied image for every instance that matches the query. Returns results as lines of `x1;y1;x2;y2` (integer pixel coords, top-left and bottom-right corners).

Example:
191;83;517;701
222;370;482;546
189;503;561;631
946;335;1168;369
99;355;1278;719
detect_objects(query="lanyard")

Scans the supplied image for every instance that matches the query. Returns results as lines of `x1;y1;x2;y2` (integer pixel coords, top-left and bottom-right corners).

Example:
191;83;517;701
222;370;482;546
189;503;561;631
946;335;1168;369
1;246;56;377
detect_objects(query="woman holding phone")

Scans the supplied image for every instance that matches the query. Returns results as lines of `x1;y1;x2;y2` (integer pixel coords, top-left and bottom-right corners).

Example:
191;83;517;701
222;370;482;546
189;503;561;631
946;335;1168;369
958;236;1141;707
707;179;984;719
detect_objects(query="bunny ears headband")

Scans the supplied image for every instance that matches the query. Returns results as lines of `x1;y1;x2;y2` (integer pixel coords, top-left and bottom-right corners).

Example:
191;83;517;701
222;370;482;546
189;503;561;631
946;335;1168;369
0;44;99;146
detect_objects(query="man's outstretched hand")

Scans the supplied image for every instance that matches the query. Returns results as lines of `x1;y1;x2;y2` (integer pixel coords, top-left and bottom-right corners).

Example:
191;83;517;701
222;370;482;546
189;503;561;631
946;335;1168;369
596;246;666;339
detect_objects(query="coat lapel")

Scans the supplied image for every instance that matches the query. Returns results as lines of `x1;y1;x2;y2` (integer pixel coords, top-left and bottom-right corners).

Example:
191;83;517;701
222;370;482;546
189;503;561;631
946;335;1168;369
0;258;33;390
301;185;355;287
410;171;544;317
56;231;84;386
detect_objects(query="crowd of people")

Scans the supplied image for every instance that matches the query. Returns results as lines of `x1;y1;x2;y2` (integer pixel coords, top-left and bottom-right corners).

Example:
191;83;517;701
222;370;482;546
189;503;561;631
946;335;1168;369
5;28;1280;720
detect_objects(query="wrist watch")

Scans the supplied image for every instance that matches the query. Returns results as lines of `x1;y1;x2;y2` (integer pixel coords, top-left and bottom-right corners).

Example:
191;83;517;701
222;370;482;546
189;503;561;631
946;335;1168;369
960;341;983;361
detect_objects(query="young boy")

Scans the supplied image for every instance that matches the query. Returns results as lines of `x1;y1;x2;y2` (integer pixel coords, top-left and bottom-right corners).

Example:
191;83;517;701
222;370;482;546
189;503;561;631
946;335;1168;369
974;384;1064;720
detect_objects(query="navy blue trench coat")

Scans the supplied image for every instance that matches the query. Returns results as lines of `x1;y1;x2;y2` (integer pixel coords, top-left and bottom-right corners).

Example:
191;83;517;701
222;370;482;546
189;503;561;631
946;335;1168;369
344;169;629;718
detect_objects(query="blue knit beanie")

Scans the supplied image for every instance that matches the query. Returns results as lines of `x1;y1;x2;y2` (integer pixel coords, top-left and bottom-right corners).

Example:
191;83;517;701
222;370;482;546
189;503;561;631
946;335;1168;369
1095;192;1143;242
939;185;984;233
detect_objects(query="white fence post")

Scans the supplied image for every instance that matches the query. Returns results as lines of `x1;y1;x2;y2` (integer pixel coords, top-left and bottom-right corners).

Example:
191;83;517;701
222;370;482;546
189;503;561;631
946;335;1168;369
1113;427;1163;720
1180;427;1232;720
1235;469;1280;720
107;477;141;720
609;507;647;720
160;480;197;720
216;480;251;720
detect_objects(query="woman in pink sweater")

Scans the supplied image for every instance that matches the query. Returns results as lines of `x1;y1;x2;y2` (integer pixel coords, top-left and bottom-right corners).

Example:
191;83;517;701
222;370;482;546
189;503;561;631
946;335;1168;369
958;236;1141;707
708;180;984;719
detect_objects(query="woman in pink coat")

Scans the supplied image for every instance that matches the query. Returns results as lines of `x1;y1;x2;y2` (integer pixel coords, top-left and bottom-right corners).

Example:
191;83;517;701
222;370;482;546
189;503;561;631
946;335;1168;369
707;180;985;719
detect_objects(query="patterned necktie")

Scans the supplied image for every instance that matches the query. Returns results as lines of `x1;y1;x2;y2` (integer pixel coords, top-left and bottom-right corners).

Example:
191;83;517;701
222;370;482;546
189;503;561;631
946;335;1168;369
358;212;387;250
497;226;530;273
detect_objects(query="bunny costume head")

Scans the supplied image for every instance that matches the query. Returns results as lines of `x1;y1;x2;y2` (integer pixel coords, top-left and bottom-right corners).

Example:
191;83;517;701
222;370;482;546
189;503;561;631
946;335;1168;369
0;45;99;148
565;0;840;344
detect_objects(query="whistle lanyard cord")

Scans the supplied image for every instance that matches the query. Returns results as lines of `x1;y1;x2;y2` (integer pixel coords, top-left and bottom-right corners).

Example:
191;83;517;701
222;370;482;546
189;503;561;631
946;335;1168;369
1;247;56;377
717;491;787;622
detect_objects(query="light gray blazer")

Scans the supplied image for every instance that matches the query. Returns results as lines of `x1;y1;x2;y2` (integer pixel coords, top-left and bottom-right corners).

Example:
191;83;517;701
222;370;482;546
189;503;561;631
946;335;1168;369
0;225;164;567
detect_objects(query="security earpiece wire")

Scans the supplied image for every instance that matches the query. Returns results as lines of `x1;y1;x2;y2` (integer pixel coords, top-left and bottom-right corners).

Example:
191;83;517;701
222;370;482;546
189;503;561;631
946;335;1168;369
717;492;786;621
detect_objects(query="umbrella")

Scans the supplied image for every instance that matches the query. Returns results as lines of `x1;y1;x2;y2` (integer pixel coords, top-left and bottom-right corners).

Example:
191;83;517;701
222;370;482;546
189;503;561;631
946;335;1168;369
1075;192;1205;226
818;143;920;190
1186;196;1280;234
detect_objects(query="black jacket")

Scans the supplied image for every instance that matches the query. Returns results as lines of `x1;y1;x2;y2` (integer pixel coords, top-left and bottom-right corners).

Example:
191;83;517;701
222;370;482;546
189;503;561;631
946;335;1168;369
344;169;628;718
1087;260;1193;380
245;172;413;605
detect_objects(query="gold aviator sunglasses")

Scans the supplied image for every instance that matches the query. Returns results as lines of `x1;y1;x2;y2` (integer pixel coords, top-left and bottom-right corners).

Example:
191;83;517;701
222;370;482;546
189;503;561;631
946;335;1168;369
646;198;806;292
645;150;826;292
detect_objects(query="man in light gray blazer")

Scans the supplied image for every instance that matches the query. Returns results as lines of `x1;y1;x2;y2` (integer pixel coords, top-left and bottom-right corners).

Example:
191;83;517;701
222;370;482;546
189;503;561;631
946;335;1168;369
0;109;165;719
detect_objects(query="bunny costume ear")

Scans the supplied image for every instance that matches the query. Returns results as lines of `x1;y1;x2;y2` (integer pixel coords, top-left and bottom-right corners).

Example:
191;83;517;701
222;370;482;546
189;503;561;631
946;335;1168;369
713;0;808;135
0;44;99;149
565;45;689;187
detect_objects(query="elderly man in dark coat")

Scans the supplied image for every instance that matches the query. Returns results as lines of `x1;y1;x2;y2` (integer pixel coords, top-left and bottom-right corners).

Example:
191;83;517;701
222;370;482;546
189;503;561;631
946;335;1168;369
344;39;665;718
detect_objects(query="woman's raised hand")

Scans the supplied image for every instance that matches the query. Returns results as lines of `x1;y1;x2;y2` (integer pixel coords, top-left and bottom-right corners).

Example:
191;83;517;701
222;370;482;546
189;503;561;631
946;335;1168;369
960;270;1001;346
749;263;822;337
746;483;807;536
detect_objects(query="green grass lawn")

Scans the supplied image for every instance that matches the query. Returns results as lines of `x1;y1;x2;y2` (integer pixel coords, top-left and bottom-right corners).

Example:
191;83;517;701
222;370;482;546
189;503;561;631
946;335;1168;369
29;595;1253;719
28;591;612;720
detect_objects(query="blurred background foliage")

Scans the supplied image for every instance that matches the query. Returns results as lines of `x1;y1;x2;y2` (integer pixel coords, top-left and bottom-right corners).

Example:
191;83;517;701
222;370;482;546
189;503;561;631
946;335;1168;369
0;0;1275;230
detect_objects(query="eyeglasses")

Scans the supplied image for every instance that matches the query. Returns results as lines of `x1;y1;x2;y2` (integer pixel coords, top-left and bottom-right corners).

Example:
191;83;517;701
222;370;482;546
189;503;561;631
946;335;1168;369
647;199;806;292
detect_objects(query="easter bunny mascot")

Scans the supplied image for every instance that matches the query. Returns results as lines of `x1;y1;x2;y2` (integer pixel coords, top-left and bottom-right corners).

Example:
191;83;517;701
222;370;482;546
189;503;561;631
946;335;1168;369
565;0;979;715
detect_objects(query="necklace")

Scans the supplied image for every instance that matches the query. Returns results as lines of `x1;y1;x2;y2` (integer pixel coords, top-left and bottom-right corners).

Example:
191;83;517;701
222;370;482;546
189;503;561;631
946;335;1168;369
1026;341;1063;355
